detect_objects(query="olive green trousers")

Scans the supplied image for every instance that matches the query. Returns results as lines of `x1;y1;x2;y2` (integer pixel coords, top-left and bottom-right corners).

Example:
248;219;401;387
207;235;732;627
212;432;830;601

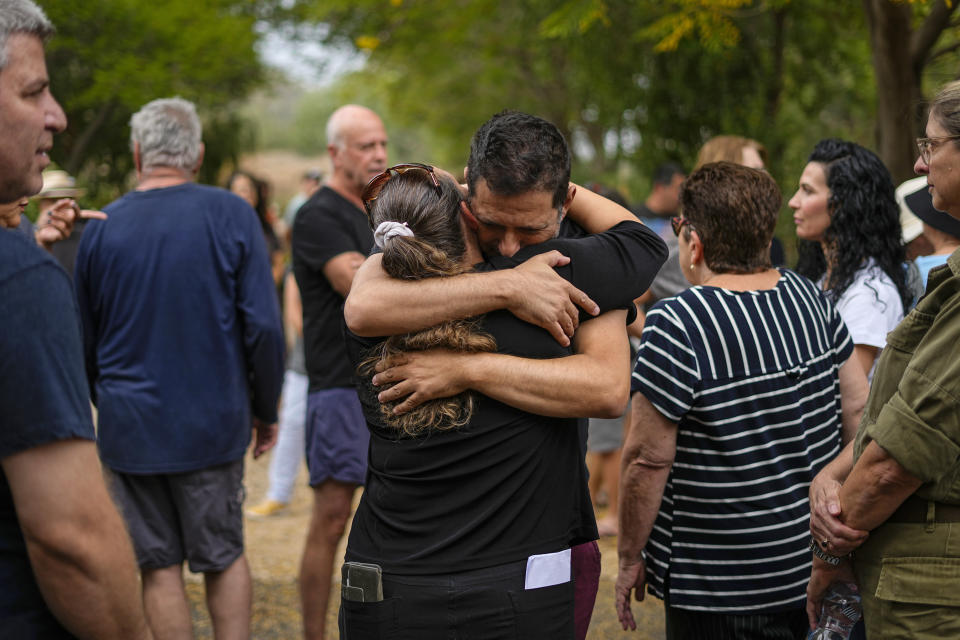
854;519;960;639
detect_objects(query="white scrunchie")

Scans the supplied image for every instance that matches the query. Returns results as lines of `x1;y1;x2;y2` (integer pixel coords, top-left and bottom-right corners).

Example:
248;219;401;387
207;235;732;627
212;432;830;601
374;220;415;248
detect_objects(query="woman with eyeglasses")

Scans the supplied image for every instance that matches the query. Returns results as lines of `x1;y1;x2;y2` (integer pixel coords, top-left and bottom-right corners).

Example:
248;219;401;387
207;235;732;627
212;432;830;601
615;162;867;638
338;164;666;639
807;80;960;640
789;139;914;382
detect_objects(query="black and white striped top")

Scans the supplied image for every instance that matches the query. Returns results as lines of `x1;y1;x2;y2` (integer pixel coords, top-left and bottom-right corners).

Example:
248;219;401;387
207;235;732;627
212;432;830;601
631;268;853;613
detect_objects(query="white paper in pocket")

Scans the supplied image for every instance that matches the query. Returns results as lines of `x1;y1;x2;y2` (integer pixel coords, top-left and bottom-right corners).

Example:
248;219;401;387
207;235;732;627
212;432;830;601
524;548;571;590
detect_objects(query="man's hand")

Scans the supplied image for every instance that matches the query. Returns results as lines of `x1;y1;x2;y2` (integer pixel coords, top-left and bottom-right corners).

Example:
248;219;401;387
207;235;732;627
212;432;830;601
806;557;856;629
809;468;868;556
372;349;472;414
507;251;599;346
615;555;647;631
34;199;107;251
251;418;277;459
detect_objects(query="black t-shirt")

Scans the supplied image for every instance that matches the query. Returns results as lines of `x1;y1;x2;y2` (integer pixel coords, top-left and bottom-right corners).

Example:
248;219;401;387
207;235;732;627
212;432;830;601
292;186;375;391
1;230;94;638
344;221;667;574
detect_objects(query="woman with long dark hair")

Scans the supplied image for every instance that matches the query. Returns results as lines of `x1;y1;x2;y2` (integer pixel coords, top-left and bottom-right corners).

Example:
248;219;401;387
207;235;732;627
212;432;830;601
790;139;912;380
226;170;284;286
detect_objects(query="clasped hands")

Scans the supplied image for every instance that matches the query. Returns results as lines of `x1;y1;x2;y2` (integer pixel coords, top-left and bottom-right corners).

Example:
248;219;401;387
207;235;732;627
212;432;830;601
805;466;869;628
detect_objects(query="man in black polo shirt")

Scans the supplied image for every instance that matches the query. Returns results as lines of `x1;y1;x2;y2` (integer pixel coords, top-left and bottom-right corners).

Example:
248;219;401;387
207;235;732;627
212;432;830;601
291;103;387;640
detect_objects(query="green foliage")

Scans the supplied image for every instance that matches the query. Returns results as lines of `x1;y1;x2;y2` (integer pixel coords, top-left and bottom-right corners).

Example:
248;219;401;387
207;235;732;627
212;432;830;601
40;0;280;206
286;1;879;205
244;0;960;260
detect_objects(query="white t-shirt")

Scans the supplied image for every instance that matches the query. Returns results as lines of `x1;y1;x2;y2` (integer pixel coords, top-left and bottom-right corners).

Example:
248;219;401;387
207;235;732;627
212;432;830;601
825;259;903;382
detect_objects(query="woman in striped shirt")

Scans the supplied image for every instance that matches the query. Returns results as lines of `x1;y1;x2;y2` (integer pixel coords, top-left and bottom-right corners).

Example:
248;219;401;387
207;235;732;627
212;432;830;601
615;162;868;639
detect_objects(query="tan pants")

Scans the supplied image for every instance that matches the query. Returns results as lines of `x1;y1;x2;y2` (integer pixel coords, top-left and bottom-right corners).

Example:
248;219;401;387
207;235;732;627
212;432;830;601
854;518;960;639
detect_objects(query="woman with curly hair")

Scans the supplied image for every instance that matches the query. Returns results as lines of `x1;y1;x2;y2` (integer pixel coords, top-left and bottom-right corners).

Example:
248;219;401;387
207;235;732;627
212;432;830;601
339;163;666;639
790;139;912;381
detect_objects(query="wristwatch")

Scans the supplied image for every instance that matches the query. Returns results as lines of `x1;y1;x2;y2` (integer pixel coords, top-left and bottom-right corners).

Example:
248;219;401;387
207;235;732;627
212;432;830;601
809;537;844;566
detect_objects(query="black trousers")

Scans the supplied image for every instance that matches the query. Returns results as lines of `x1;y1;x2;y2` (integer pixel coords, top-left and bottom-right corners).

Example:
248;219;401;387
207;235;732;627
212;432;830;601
664;596;807;640
339;559;575;640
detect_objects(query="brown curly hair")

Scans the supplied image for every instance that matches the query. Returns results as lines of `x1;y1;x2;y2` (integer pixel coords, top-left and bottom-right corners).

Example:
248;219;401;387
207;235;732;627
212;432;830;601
357;168;496;436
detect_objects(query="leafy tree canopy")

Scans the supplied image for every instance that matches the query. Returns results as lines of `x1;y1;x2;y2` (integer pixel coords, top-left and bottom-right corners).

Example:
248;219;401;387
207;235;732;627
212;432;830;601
283;0;876;203
41;0;286;205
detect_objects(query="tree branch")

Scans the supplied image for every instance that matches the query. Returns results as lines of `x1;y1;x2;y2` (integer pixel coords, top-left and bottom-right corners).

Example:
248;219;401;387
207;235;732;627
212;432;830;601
910;0;959;70
930;40;960;63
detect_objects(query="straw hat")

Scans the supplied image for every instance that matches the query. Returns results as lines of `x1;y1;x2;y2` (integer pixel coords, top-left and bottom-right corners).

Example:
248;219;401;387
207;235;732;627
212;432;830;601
34;170;83;199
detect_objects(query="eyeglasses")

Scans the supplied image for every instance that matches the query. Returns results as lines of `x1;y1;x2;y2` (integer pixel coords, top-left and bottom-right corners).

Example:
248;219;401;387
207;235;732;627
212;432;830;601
916;135;960;164
671;216;695;237
361;163;442;214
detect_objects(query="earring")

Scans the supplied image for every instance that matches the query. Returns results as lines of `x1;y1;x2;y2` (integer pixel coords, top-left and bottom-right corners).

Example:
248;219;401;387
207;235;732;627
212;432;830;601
690;264;695;270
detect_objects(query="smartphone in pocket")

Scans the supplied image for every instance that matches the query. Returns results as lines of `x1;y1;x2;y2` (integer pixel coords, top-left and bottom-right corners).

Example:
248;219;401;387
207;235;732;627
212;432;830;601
341;562;383;602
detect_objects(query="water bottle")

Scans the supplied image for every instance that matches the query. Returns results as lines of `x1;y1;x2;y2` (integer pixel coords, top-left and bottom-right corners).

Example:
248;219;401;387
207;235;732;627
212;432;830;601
807;582;862;640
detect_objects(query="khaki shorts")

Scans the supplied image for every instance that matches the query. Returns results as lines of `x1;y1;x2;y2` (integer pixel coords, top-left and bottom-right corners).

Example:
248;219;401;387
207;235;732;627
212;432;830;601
106;459;245;573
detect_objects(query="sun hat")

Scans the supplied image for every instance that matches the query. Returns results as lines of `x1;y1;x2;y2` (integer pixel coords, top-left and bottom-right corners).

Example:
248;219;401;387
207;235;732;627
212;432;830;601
34;169;84;199
897;176;960;240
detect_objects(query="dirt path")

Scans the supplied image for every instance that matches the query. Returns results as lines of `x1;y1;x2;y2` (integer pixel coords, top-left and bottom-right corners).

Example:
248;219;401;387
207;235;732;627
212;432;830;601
184;450;666;639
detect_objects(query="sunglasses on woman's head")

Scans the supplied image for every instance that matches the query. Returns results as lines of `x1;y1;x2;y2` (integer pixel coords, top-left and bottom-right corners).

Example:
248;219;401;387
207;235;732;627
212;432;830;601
362;163;442;215
671;216;695;236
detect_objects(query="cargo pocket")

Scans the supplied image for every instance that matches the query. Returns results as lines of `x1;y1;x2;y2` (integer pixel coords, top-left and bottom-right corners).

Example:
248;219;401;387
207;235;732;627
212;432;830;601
874;557;960;637
339;597;399;639
508;581;574;640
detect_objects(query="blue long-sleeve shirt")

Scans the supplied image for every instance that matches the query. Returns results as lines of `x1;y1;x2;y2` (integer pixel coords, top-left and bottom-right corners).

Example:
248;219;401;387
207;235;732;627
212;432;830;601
75;183;284;474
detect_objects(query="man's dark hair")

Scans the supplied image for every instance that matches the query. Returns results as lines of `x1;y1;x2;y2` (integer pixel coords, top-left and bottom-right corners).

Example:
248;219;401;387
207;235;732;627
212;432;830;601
680;161;779;273
652;162;684;187
467;110;570;209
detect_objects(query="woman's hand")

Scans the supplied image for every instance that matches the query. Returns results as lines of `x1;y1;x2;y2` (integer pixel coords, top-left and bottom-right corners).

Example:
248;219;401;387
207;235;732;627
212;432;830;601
35;199;107;251
615;555;647;631
809;467;869;556
806;557;857;629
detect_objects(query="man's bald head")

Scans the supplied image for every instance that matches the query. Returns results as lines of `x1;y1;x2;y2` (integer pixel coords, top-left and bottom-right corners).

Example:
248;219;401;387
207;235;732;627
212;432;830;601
325;104;388;199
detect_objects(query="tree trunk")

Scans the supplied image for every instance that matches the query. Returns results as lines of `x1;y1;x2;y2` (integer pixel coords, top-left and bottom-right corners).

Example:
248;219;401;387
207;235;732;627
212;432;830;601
65;100;117;177
909;0;960;140
765;7;788;178
863;0;916;183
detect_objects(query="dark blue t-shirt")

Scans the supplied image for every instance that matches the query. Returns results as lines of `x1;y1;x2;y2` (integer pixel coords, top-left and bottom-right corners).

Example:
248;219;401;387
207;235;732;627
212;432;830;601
74;183;285;474
0;230;93;637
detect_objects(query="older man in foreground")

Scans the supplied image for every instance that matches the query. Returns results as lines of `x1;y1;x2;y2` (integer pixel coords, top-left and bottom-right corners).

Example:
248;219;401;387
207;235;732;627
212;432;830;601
0;1;151;637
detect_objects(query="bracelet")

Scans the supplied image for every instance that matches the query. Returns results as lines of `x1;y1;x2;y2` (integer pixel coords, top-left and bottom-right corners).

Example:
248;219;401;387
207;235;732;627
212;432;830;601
809;537;844;566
